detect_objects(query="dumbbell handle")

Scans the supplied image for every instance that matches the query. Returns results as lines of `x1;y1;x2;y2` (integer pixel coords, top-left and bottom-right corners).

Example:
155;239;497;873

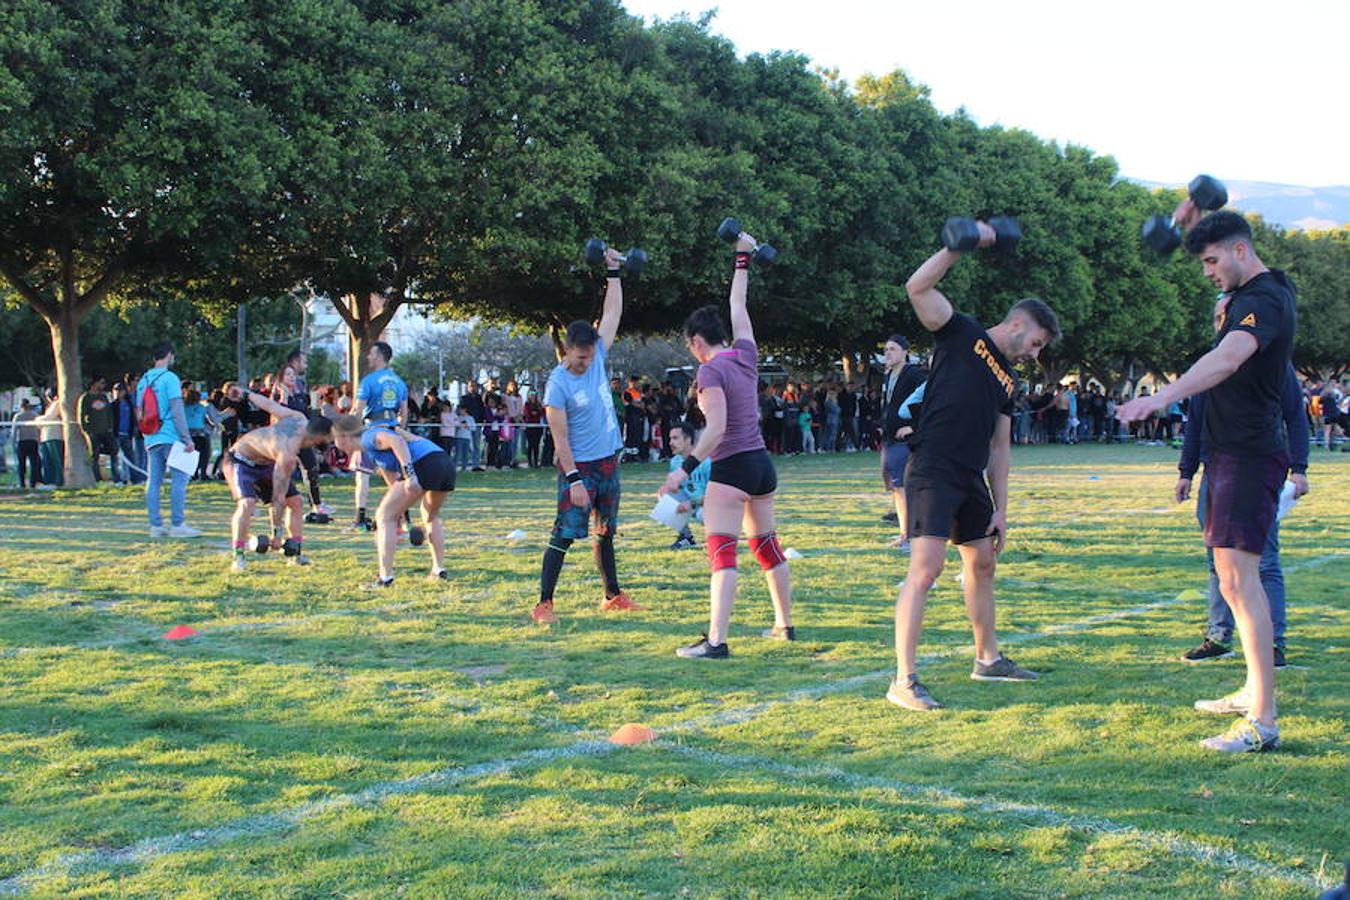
728;229;767;252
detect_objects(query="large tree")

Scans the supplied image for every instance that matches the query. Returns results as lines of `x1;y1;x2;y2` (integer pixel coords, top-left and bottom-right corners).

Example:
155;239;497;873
0;0;284;485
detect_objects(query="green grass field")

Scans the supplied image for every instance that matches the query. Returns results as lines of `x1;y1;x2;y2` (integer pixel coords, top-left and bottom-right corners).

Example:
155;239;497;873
0;445;1346;898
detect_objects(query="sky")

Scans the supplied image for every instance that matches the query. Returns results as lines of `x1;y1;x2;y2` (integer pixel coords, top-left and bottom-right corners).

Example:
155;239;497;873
622;0;1348;187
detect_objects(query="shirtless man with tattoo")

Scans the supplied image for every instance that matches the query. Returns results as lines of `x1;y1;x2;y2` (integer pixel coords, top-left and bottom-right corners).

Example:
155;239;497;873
222;387;334;572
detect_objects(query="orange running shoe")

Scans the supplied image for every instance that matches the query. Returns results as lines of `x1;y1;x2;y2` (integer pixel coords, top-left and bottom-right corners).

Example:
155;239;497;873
531;600;558;625
600;592;644;612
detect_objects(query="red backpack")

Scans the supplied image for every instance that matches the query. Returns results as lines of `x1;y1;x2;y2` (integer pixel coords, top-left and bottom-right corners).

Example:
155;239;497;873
138;373;164;435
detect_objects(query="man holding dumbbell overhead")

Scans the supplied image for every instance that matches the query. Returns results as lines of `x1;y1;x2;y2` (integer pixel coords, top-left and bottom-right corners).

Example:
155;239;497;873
1117;209;1300;754
531;243;641;626
221;387;334;572
888;217;1060;712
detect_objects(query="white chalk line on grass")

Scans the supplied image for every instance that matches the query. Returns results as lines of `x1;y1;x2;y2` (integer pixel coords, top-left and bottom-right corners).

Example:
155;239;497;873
1;552;1344;893
0;740;617;896
658;743;1326;892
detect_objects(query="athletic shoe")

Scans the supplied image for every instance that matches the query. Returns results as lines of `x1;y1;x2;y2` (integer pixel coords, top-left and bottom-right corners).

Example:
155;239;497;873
670;535;698;550
1182;638;1234;663
287;554;311;567
1199;716;1280;753
881;511;898;523
167;524;203;538
887;535;910;552
428;568;450;582
346;518;375;533
231;556;246;573
971;654;1039;681
600;592;644;612
531;600;558;625
761;625;795;641
363;576;395;591
149;525;168;538
676;634;729;659
1273;645;1287;669
1194;689;1251;716
886;675;943;711
315;502;334;516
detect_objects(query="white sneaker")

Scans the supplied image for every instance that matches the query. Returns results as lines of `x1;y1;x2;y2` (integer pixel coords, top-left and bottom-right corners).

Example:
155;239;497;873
1199;716;1280;753
1194;689;1251;716
167;524;203;538
149;525;168;538
231;556;247;572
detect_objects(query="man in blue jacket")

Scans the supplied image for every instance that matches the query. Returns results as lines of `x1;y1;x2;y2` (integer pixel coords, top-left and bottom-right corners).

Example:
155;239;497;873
1176;293;1310;668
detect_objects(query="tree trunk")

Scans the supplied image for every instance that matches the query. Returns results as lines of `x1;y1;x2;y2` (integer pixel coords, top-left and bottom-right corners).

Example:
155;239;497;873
333;291;402;383
840;351;856;383
48;304;95;488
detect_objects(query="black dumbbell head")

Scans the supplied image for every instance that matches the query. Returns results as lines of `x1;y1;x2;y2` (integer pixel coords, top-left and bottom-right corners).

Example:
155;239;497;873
583;238;607;266
282;538;301;557
254;535;270;554
1188;175;1228;211
623;247;647;276
941;217;981;252
1142;215;1183;254
409;525;426;547
717;217;743;244
988;216;1022;252
752;244;778;266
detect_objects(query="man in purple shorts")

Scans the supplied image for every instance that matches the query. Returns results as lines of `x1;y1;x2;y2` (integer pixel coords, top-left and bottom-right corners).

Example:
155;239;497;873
1118;210;1298;753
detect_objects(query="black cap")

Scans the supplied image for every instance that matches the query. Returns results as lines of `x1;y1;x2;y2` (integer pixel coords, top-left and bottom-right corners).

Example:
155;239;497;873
886;334;909;350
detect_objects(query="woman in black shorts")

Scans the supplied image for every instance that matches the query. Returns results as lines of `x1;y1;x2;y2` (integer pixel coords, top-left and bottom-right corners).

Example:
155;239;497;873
661;229;795;659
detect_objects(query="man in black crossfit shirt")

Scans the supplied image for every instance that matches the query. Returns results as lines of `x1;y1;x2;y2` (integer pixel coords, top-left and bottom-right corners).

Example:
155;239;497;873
1117;210;1298;753
887;223;1061;712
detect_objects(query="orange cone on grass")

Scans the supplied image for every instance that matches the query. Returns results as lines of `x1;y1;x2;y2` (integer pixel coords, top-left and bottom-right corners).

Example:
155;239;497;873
609;723;657;746
162;625;199;641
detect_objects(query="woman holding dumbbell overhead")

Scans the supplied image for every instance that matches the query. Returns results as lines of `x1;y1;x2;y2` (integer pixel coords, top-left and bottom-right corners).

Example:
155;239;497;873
660;224;795;659
332;416;455;589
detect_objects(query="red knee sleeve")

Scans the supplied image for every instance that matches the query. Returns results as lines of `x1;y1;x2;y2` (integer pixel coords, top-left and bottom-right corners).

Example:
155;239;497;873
707;533;738;571
749;532;787;571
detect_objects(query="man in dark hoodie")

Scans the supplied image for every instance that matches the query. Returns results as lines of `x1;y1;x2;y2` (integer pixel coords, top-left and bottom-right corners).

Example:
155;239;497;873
1117;210;1298;754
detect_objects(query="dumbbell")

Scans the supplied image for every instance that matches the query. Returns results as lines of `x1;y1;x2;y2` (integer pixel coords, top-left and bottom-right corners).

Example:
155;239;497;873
304;510;331;525
717;218;778;265
281;538;301;557
583;238;647;276
409;525;426;547
253;535;270;554
941;216;1021;253
1141;174;1228;254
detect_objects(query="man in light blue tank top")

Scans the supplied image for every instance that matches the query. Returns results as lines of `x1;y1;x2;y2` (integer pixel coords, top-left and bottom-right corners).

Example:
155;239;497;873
532;245;640;625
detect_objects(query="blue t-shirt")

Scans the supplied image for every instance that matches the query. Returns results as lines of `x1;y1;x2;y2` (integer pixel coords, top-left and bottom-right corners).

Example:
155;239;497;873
135;368;183;447
184;402;207;432
543;338;622;463
360;426;440;473
668;454;711;504
358;368;408;425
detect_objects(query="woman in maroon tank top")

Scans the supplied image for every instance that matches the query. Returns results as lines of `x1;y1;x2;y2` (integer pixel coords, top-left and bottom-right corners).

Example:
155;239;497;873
660;230;795;659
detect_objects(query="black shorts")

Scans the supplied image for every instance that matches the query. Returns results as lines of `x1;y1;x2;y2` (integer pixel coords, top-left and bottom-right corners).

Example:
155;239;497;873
904;462;994;545
412;451;456;493
710;448;777;496
1203;449;1285;553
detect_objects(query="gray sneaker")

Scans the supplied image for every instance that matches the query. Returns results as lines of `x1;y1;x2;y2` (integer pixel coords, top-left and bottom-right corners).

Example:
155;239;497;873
148;525;168;539
971;654;1039;682
886;675;943;711
1199;716;1280;753
1194;689;1251;716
